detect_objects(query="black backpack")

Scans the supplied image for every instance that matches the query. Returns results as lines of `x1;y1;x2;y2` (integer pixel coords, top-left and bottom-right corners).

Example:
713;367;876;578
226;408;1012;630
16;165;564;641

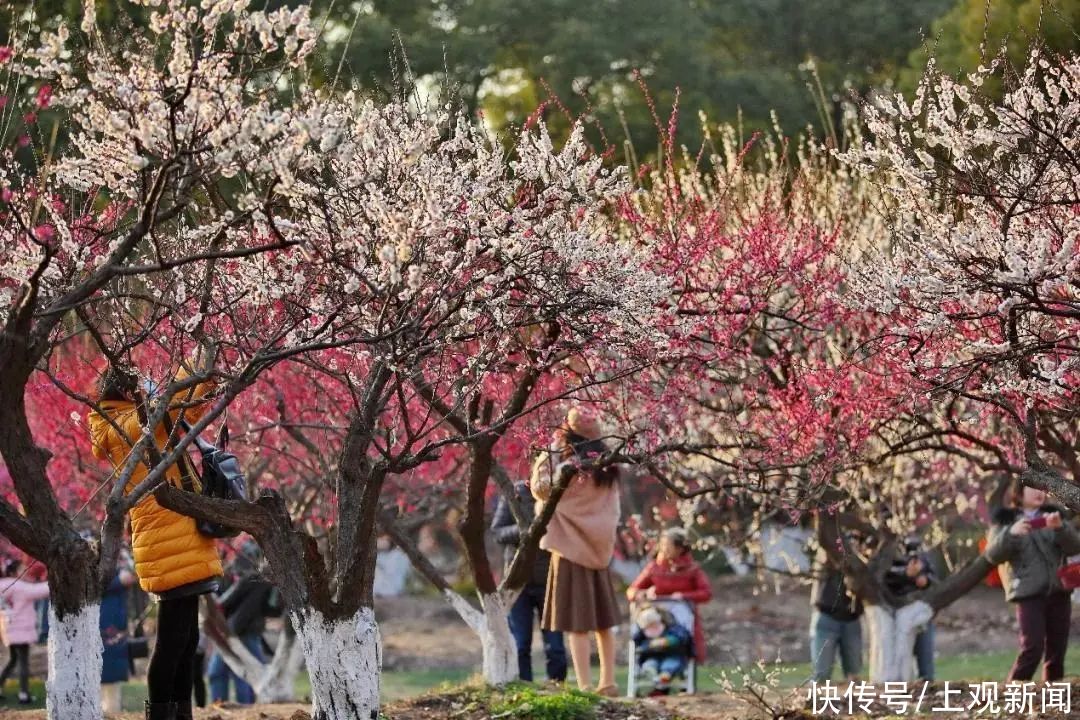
162;412;246;538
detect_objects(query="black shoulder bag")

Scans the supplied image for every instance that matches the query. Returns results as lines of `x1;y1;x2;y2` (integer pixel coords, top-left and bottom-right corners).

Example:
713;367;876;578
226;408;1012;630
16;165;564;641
160;410;246;539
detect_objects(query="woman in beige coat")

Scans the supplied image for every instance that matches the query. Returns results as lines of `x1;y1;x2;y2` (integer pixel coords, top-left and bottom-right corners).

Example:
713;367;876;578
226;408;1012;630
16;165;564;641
531;407;621;695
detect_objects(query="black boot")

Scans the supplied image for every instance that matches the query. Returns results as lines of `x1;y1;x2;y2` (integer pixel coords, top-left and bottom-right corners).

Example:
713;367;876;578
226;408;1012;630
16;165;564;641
144;700;178;720
175;701;193;720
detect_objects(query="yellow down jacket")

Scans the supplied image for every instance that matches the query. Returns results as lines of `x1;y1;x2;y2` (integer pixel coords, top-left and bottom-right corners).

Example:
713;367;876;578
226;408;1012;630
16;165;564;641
88;377;223;597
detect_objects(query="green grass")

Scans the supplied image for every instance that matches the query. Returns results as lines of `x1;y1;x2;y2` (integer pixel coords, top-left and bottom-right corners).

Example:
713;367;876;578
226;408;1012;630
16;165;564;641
0;679;46;710
937;649;1079;682
492;684;600;720
2;649;1074;712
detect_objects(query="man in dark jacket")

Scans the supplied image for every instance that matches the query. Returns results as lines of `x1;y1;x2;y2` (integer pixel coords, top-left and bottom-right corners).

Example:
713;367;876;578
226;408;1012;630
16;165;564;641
491;482;567;682
884;537;936;680
809;544;864;683
208;543;276;704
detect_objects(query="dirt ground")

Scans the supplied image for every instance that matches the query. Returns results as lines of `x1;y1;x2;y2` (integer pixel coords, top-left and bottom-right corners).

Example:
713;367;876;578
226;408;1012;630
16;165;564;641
0;698;732;720
17;574;1031;678
374;574;1032;671
5;574;1070;719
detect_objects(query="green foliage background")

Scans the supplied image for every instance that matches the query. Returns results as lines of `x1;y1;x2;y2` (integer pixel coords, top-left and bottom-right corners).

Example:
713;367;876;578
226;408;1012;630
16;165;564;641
3;0;1079;148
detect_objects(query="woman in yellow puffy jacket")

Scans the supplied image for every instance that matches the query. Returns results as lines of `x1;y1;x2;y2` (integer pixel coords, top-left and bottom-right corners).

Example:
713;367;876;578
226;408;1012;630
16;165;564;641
89;364;223;720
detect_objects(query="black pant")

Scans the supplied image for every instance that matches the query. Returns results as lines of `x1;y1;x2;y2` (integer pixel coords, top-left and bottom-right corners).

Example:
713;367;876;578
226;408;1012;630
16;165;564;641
1009;592;1072;682
192;651;207;707
0;643;30;695
148;596;200;704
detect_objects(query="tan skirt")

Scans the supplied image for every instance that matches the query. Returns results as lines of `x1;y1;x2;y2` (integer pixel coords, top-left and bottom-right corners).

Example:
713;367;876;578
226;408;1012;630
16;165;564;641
542;553;621;632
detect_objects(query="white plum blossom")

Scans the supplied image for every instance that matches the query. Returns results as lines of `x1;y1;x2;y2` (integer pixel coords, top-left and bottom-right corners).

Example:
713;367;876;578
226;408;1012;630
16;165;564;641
840;50;1080;402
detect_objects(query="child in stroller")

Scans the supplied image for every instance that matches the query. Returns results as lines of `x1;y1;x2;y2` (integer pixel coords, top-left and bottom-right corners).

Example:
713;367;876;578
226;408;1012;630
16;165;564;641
630;603;693;696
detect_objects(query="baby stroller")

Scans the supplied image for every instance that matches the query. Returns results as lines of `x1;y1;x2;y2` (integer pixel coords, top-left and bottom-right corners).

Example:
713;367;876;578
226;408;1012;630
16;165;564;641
626;598;697;697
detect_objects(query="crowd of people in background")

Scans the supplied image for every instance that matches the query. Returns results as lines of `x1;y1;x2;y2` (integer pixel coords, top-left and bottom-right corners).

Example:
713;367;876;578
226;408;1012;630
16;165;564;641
4;390;1080;712
807;478;1080;686
0;539;282;714
489;405;1080;695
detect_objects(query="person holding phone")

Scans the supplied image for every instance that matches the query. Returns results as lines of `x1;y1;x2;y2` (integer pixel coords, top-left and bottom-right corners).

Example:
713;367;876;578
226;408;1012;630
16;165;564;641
985;480;1080;682
532;406;621;696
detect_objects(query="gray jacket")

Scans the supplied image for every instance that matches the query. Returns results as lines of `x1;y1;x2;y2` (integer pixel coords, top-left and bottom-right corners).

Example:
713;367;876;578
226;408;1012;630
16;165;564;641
985;505;1080;602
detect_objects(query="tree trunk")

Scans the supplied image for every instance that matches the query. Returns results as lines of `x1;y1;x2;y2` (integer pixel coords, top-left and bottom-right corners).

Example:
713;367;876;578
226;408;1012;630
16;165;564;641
477;592;518;686
293;606;381;720
257;623;306;702
204;597;304;702
216;631;305;703
444;589;519;686
864;600;933;682
46;603;103;720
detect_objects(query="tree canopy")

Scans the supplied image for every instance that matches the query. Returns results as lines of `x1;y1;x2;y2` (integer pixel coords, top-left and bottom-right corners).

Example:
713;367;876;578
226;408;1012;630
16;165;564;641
5;0;963;148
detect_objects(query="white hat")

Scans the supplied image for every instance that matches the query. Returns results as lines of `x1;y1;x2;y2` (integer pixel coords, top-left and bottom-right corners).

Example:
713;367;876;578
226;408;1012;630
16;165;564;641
636;606;662;629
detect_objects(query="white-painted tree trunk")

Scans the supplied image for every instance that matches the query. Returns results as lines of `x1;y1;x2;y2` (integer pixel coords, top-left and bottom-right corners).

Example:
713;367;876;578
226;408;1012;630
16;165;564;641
256;629;306;702
293;607;381;720
444;589;518;686
46;604;103;720
214;633;263;693
865;601;934;682
215;631;304;702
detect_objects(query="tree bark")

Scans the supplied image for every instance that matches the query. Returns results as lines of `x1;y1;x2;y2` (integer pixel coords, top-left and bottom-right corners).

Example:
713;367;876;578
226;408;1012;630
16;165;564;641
157;485;382;715
45;602;103;720
202;598;303;703
257;622;306;703
864;601;933;682
381;508;519;684
814;488;997;683
444;589;519;686
476;591;518;686
1021;453;1080;512
36;535;106;720
459;440;499;596
293;607;381;720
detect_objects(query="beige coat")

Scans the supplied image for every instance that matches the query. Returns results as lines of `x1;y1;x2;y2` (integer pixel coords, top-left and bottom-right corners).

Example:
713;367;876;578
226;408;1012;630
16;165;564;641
530;447;620;570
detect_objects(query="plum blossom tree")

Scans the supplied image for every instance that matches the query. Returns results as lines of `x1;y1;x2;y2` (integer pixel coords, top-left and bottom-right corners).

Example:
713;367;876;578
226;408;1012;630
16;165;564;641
607;103;893;511
0;2;378;716
605;99;1005;682
152;90;667;715
840;48;1080;511
376;142;671;682
386;366;657;684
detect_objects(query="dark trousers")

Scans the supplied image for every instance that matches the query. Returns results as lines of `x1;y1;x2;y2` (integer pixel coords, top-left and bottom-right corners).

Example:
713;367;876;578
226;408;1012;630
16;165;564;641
1008;592;1072;682
508;582;567;682
192;650;207;707
0;643;30;695
148;595;200;704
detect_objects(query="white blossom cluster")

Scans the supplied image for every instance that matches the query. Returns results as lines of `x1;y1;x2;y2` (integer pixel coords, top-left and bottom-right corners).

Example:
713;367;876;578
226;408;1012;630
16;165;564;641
57;0;318;197
3;0;672;405
840;50;1080;399
235;95;674;371
1;1;329;348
